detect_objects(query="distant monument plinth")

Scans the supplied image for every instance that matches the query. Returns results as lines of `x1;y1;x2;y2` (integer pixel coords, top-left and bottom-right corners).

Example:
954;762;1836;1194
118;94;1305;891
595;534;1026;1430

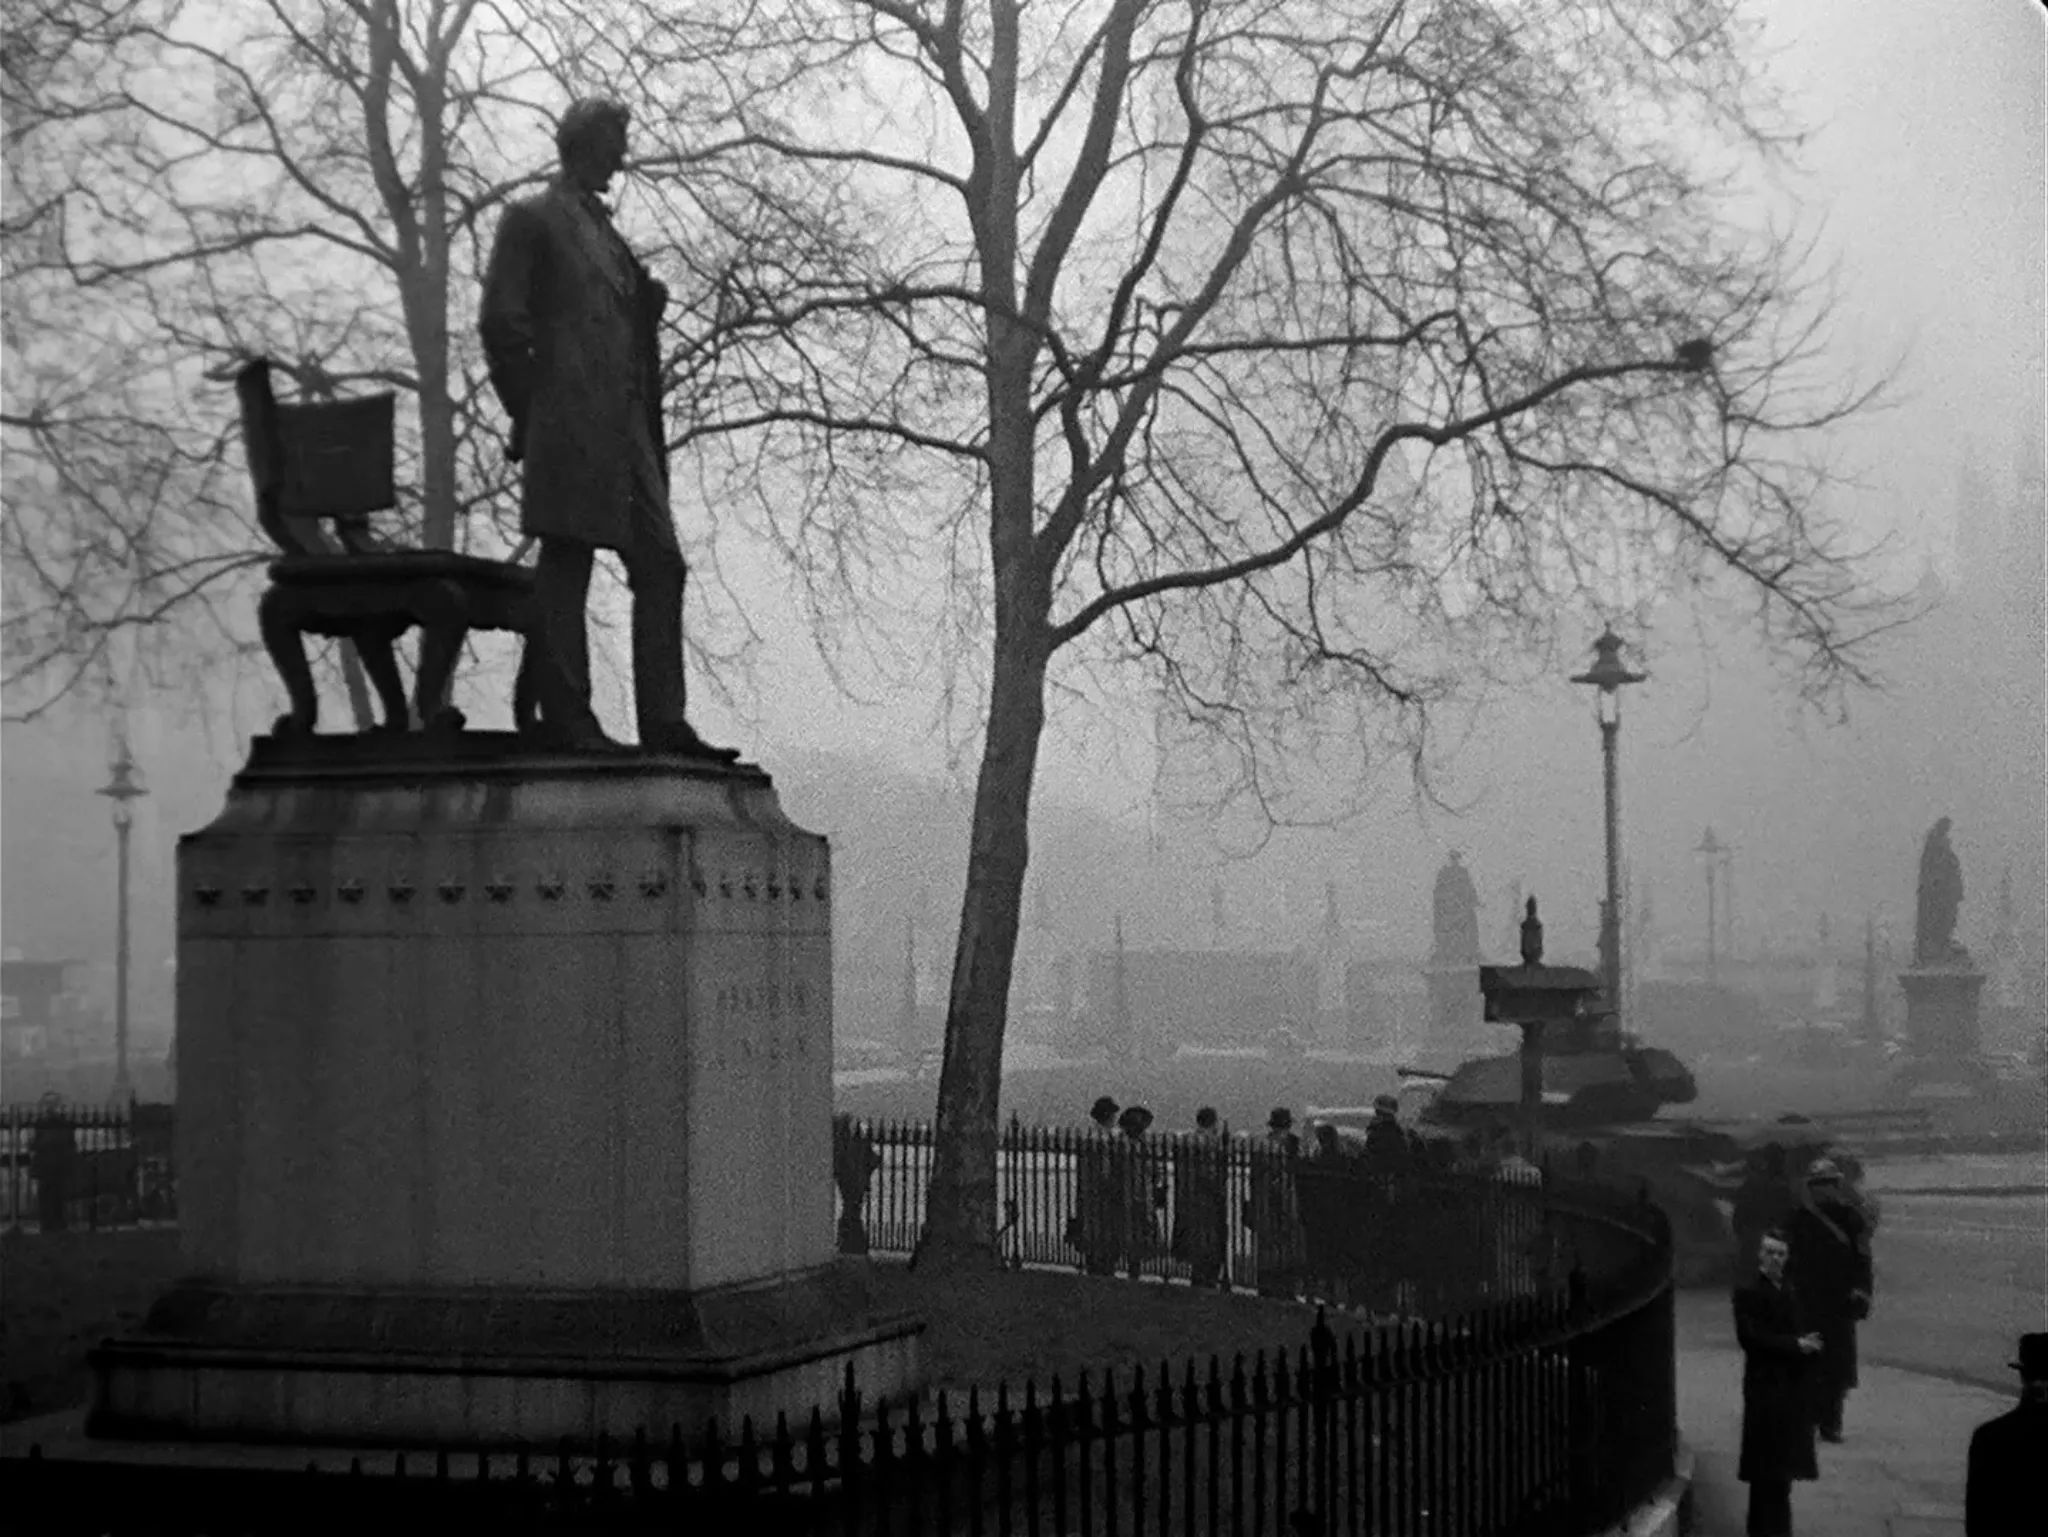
89;733;922;1450
1891;957;1997;1099
1423;962;1488;1048
1890;817;1997;1099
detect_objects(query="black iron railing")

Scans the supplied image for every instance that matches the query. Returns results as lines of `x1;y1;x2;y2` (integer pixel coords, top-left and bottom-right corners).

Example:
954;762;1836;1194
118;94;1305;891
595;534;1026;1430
838;1114;1564;1314
9;1273;1674;1535
0;1099;176;1232
3;1101;1676;1534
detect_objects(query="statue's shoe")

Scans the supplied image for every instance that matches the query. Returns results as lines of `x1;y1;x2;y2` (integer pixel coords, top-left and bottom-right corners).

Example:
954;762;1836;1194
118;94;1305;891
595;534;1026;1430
640;719;743;763
524;719;628;754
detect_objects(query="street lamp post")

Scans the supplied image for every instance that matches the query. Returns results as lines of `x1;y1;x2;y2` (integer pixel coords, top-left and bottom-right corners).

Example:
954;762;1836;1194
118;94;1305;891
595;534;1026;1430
96;742;148;1104
1720;840;1737;964
1695;826;1726;985
1571;628;1647;1023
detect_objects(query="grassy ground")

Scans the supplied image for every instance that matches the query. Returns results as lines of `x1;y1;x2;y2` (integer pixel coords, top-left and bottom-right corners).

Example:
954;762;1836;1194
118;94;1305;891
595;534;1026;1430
868;1259;1321;1403
0;1229;1322;1428
0;1227;182;1423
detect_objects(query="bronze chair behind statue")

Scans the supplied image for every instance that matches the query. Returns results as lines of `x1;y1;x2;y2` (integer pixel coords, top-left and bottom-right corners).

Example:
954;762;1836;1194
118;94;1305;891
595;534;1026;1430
237;358;538;738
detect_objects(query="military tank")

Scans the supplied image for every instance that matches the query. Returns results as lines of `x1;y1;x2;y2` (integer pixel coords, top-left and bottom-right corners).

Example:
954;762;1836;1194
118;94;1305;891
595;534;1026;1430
1398;1019;1741;1283
1417;1024;1698;1128
1396;897;1869;1285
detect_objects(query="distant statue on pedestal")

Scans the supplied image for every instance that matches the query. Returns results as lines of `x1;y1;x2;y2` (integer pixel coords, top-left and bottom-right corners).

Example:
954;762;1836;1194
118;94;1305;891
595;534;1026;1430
1913;818;1966;966
1431;851;1482;967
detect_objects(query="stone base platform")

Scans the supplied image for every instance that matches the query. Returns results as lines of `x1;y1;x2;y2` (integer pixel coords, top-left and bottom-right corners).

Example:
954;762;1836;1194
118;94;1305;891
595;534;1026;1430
88;1262;922;1450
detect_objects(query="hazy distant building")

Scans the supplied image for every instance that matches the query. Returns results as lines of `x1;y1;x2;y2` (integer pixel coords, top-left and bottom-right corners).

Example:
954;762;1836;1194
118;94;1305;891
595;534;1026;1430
1;955;89;1066
1078;946;1316;1054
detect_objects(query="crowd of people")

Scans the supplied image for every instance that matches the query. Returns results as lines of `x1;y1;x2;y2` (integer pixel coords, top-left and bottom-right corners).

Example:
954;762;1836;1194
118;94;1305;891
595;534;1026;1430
1065;1094;1549;1307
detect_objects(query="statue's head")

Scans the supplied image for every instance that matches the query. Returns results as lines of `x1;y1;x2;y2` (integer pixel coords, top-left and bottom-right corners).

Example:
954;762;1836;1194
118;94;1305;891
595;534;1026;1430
1933;816;1952;839
556;97;630;193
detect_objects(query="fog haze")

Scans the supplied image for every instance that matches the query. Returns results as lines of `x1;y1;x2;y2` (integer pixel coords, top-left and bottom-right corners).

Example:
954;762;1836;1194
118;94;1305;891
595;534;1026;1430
4;0;2042;1052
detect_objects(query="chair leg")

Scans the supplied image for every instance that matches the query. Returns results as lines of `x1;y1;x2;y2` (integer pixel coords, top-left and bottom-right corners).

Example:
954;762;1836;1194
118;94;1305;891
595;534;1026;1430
513;630;543;739
413;588;471;736
354;630;413;733
258;587;319;738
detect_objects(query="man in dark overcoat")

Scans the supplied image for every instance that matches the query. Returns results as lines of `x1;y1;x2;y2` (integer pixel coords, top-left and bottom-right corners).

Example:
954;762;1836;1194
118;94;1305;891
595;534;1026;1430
1169;1106;1230;1288
1070;1096;1126;1276
1115;1104;1163;1278
831;1114;883;1255
1247;1108;1304;1298
480;97;733;757
1784;1157;1872;1442
1966;1331;2047;1536
1734;1229;1822;1537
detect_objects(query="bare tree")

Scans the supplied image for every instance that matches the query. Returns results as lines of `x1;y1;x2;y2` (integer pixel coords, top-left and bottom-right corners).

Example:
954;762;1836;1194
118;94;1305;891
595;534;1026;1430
659;0;1904;1268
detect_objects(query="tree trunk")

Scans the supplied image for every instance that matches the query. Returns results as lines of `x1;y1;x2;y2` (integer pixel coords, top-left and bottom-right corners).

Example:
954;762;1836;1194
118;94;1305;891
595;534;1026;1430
913;628;1048;1272
916;15;1039;1272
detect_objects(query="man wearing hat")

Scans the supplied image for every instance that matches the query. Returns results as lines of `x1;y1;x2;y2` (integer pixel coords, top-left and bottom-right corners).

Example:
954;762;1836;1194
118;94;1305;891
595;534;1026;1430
1784;1156;1873;1442
1170;1107;1230;1289
1069;1096;1126;1275
1247;1108;1304;1298
1115;1106;1162;1277
1966;1332;2047;1535
1362;1093;1410;1178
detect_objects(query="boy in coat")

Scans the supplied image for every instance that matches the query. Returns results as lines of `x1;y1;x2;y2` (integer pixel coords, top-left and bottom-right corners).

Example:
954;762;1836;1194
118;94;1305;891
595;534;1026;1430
1734;1229;1823;1537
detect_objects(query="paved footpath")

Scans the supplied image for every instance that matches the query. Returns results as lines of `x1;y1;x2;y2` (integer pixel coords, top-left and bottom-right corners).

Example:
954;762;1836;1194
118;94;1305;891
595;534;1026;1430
1675;1289;2010;1537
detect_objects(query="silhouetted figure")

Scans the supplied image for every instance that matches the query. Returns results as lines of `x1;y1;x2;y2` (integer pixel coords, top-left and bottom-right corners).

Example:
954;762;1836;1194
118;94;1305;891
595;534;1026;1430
1432;851;1483;965
1966;1332;2048;1536
1170;1107;1230;1288
1070;1096;1126;1276
831;1114;882;1254
1914;817;1965;965
1734;1230;1822;1537
30;1096;76;1233
1248;1108;1304;1298
1361;1094;1409;1177
1116;1105;1162;1277
1297;1123;1353;1298
1785;1158;1873;1442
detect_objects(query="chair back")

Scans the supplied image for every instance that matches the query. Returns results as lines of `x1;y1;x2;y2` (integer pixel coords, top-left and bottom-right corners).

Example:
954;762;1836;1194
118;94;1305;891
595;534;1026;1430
235;359;396;555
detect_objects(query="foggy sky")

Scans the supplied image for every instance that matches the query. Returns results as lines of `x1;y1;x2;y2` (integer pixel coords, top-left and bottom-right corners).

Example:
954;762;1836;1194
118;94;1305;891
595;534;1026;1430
4;0;2043;997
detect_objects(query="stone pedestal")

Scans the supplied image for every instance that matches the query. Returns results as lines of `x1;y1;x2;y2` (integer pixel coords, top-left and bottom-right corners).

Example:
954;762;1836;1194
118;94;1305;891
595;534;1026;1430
1424;963;1487;1050
1890;967;1996;1098
89;734;922;1449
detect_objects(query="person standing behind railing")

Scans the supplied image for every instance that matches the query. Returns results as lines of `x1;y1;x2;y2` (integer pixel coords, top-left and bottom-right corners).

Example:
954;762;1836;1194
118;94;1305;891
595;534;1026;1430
1353;1096;1409;1314
831;1114;882;1255
1067;1096;1126;1276
1115;1105;1163;1279
1246;1108;1304;1299
1170;1107;1230;1289
30;1095;77;1234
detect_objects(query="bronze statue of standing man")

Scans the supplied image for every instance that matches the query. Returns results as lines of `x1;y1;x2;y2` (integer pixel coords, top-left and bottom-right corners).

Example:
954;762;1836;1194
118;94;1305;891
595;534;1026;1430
481;98;735;759
1913;816;1965;966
